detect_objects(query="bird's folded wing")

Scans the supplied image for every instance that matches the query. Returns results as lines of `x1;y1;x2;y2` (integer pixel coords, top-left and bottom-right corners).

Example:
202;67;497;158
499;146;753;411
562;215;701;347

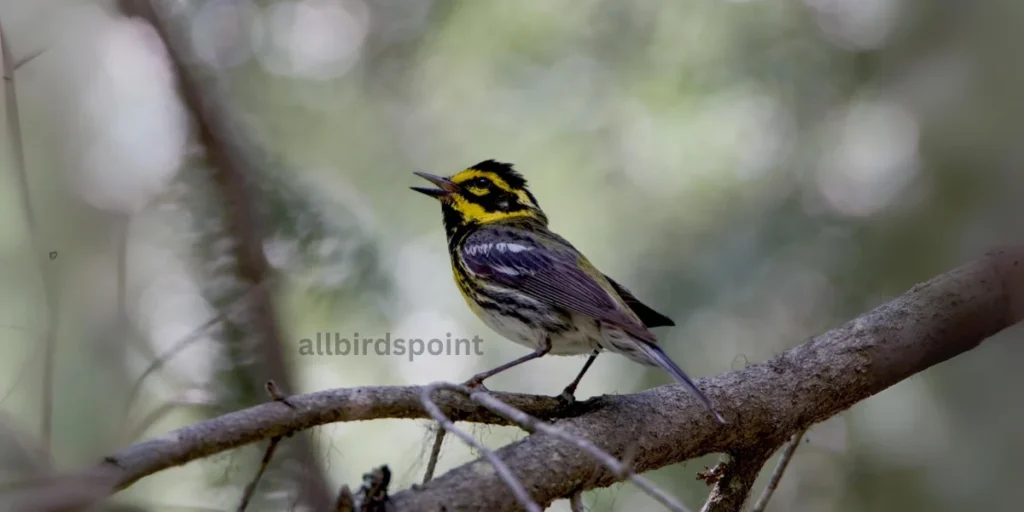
459;229;654;342
604;276;676;328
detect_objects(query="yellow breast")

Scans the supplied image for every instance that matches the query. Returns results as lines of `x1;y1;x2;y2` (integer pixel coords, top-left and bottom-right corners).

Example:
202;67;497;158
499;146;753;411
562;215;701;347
451;257;486;315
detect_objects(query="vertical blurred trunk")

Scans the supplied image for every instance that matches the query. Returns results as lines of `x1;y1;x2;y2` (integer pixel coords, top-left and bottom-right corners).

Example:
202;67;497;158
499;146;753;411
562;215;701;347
115;1;334;509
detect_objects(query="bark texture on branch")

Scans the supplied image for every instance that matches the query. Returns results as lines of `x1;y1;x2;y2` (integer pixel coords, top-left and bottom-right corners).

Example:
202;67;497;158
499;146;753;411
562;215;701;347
699;449;773;512
105;388;567;492
63;252;1023;510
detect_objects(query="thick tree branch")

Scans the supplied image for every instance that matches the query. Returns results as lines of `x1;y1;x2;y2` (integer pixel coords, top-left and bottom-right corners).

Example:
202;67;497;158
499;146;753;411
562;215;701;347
25;249;1024;510
7;388;568;509
387;248;1024;510
105;388;567;492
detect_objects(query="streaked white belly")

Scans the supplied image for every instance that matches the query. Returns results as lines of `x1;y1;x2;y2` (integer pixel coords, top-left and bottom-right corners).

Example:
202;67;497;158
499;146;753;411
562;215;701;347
474;307;606;356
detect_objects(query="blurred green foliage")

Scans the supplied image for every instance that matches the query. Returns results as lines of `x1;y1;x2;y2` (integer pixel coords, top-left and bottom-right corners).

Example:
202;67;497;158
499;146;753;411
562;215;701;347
1;0;1022;511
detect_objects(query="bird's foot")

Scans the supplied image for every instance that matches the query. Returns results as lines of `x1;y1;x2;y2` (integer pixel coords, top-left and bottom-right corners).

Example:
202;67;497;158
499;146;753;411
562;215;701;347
557;386;578;407
462;376;490;392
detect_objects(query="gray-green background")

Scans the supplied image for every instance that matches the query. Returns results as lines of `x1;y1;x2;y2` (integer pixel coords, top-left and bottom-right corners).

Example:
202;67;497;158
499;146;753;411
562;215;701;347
1;0;1022;510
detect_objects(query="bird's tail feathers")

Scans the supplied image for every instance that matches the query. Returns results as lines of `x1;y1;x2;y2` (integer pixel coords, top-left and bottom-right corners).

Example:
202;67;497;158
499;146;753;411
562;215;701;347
636;342;726;424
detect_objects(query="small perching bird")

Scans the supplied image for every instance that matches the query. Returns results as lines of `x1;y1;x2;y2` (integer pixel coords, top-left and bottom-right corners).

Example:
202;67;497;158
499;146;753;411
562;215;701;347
412;160;724;423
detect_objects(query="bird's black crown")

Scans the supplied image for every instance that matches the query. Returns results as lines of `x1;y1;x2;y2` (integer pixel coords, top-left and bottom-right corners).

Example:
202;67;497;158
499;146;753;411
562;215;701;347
469;160;528;189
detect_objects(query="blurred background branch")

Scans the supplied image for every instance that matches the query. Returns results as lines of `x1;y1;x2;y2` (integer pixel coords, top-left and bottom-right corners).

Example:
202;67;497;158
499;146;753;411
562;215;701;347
0;17;57;467
111;0;346;509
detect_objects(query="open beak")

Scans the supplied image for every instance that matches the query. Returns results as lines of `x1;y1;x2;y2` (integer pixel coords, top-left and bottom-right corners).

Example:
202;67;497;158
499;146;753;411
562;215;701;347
411;171;458;199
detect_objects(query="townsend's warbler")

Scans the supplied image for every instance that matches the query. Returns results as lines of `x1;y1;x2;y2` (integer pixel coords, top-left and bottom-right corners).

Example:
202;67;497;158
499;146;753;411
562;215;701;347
412;160;724;423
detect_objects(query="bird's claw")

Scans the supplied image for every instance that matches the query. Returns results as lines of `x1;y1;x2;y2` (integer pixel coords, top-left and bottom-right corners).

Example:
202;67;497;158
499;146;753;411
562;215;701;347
463;377;490;392
557;387;577;407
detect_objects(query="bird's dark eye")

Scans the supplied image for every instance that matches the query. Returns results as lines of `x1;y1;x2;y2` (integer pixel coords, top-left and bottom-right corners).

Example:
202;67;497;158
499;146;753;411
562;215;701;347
471;177;490;188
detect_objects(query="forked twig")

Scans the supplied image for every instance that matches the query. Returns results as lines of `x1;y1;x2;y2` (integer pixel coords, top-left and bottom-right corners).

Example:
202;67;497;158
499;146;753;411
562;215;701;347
2;48;44;78
236;381;299;511
420;382;541;512
699;449;773;512
468;387;691;512
751;428;807;512
423;382;690;512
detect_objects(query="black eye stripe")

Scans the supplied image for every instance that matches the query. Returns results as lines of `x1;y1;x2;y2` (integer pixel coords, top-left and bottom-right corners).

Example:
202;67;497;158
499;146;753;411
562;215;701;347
460;187;520;212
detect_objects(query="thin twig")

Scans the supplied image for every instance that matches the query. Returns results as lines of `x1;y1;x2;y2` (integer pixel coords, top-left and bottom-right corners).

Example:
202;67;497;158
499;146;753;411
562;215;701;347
115;216;129;337
39;310;55;465
0;412;50;473
236;436;282;512
420;382;541;512
120;394;218;442
114;215;133;354
264;379;294;409
6;49;44;76
1;18;59;465
569;491;585;512
751;428;807;512
236;381;301;512
122;281;267;415
0;23;35;229
468;386;691;512
121;311;221;413
422;428;445;484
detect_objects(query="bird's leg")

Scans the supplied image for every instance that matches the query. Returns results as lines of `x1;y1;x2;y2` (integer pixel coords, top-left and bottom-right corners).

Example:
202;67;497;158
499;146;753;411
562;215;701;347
558;351;599;405
464;338;552;389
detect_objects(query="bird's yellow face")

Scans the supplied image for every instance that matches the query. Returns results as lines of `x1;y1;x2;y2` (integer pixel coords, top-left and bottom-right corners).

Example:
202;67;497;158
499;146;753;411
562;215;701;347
412;160;548;231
